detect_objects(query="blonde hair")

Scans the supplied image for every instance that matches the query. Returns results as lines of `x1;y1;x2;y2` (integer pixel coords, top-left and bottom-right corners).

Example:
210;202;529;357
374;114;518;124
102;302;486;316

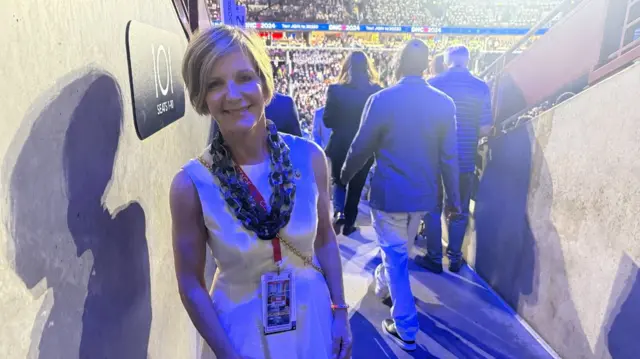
337;51;379;86
181;25;274;116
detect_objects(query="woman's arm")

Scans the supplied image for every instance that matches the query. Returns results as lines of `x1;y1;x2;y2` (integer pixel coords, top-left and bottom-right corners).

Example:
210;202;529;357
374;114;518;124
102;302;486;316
309;141;352;358
170;170;240;359
310;142;347;306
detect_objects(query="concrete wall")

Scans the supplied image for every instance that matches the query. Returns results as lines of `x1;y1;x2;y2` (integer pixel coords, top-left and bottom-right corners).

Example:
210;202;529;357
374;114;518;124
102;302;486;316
466;62;640;358
0;1;210;358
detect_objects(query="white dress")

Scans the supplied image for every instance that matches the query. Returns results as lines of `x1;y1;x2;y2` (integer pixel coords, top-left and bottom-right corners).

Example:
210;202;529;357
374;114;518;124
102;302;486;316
182;134;333;359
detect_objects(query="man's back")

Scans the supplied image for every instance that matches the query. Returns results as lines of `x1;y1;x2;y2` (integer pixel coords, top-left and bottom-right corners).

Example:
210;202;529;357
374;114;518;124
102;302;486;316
429;68;492;173
342;76;459;213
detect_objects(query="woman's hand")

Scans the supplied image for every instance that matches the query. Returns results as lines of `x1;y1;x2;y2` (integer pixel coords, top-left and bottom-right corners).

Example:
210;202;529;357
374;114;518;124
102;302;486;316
331;310;353;359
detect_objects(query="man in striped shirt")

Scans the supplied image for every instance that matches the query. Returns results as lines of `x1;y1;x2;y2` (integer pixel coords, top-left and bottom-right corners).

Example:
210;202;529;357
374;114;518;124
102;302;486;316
416;45;493;273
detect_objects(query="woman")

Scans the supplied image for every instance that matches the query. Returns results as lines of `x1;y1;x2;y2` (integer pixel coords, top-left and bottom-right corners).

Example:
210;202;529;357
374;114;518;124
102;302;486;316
323;51;382;236
342;39;460;352
171;25;352;359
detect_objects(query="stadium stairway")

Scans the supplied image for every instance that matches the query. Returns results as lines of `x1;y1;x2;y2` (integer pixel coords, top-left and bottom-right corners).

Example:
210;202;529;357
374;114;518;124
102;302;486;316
340;202;558;359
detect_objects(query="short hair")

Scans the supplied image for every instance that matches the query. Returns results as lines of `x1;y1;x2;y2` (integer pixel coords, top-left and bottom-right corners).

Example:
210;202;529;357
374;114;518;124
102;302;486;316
181;25;274;116
395;39;429;80
431;53;446;76
445;45;470;67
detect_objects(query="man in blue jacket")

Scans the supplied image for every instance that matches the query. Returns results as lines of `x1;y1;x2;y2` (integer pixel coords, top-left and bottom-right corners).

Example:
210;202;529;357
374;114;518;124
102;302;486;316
341;39;461;352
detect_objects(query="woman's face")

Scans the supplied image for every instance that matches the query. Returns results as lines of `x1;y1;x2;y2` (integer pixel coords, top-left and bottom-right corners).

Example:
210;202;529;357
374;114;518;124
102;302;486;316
205;49;267;134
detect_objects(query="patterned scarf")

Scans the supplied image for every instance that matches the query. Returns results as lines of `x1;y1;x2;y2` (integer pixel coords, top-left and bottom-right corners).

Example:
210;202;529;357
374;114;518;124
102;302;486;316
207;121;296;240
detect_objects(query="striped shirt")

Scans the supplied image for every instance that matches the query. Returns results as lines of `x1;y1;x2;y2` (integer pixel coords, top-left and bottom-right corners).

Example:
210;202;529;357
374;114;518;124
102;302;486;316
429;68;493;173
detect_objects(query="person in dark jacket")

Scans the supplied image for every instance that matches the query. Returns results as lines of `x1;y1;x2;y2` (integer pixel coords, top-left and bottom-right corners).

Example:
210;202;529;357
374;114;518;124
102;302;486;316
265;92;302;136
323;51;383;235
418;45;493;274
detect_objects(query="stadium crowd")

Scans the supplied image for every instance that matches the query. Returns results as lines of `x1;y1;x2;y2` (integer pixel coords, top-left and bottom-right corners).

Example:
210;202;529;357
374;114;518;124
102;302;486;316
266;33;531;126
269;48;391;128
207;0;565;27
201;0;565;132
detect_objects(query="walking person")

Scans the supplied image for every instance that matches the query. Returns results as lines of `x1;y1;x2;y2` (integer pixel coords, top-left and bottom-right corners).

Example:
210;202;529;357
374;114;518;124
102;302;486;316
341;39;461;351
416;45;493;273
323;51;383;236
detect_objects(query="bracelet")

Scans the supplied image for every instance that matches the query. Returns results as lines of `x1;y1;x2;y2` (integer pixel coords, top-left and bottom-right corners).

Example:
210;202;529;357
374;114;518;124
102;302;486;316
331;303;349;310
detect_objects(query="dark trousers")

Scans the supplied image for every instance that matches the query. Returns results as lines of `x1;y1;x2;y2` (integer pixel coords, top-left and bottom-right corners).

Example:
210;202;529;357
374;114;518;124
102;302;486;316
331;156;373;227
424;172;476;263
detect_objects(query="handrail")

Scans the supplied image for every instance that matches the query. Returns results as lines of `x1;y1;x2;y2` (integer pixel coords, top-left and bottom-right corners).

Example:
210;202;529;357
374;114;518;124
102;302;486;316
479;0;579;79
588;0;640;84
171;0;193;39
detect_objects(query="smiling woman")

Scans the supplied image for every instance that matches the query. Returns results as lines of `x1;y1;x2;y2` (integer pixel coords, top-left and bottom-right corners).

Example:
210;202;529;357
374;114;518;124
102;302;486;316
203;50;270;135
171;25;352;358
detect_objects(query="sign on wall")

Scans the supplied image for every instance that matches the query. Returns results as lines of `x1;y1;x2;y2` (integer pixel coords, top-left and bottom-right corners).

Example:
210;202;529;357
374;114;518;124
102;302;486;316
220;0;246;27
126;21;186;140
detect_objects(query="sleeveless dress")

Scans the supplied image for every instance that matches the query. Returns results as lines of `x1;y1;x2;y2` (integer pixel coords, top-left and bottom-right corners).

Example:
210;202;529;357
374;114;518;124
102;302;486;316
182;134;333;359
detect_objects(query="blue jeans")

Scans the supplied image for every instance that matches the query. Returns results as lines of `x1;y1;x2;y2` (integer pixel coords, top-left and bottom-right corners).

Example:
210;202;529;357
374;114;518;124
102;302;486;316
424;172;476;264
372;210;426;342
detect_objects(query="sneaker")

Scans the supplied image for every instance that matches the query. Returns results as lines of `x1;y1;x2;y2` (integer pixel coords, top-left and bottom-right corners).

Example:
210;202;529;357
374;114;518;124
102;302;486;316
374;265;390;300
449;258;466;273
381;319;416;351
415;255;443;274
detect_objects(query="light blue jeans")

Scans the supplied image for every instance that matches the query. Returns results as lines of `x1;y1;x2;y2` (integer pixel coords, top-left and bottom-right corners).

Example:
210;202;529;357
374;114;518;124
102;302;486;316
372;209;426;342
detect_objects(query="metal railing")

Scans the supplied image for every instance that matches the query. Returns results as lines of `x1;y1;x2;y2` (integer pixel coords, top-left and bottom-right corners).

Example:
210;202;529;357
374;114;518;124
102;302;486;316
479;0;580;80
589;0;640;84
493;0;640;134
479;0;582;122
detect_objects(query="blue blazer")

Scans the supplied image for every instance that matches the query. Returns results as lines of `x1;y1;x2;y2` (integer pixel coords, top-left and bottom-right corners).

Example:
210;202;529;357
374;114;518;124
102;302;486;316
341;76;461;213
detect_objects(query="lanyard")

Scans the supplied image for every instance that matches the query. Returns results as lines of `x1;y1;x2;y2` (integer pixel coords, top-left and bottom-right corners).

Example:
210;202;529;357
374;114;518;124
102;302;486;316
235;165;283;266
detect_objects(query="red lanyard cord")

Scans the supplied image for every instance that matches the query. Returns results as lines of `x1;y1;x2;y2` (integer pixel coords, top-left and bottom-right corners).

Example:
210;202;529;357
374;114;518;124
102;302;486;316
235;165;282;264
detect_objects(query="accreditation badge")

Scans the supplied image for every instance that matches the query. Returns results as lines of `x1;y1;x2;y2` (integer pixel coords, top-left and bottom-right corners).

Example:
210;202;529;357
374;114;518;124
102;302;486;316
261;270;296;335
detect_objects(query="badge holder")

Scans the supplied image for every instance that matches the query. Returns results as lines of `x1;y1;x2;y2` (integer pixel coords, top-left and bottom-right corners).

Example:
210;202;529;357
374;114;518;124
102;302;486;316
261;259;297;335
232;164;299;336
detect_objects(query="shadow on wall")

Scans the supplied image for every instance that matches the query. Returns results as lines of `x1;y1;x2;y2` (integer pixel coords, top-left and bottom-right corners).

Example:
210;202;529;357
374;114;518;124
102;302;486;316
595;254;640;358
493;73;528;124
5;70;151;358
473;122;538;310
472;114;594;358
